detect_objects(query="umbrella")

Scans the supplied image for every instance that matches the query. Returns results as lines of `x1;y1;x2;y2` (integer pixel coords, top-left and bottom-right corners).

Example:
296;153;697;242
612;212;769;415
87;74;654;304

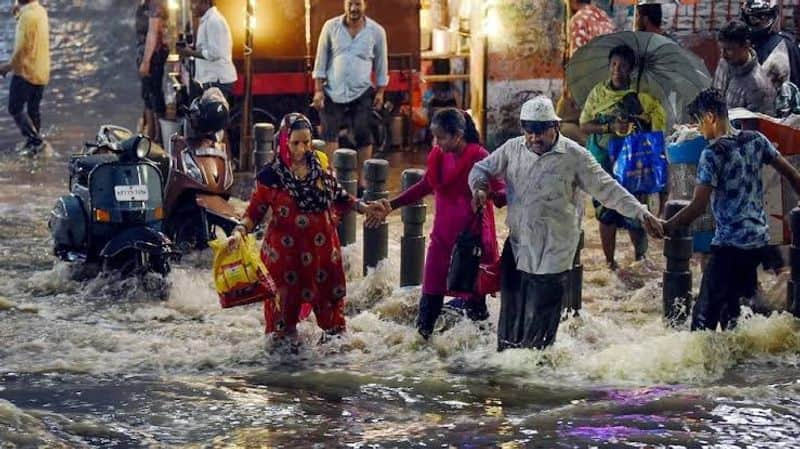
566;31;712;124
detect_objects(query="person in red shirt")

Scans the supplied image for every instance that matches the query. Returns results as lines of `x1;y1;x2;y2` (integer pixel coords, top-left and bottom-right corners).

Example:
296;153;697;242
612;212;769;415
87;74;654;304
568;0;616;57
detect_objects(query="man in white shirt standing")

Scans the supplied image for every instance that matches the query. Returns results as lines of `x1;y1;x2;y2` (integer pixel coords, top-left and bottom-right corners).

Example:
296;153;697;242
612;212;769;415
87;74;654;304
469;96;663;351
178;0;237;101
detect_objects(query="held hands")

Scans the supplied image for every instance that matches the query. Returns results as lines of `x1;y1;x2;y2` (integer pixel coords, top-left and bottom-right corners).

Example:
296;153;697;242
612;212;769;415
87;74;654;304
641;211;665;239
363;199;391;228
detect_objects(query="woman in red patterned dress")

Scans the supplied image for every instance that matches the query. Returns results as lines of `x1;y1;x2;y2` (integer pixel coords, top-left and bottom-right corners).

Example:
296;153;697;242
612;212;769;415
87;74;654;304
235;113;374;341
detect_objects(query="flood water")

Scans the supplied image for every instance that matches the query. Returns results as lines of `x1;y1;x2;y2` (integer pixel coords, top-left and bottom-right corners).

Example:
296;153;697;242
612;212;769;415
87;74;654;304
2;1;800;448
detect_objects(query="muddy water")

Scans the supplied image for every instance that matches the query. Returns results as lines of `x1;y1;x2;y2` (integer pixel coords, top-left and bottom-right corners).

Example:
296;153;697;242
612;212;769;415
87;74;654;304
2;1;800;448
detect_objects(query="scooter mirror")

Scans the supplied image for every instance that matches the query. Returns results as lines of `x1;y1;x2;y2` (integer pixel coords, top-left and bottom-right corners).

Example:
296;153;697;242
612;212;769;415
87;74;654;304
136;136;152;159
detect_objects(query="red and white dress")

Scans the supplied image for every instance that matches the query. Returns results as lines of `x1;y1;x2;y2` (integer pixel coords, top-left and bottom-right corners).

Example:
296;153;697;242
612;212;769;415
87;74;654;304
244;161;355;335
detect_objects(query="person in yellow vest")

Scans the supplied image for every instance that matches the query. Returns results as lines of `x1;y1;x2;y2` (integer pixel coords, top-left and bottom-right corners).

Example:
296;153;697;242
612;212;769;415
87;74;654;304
0;0;50;156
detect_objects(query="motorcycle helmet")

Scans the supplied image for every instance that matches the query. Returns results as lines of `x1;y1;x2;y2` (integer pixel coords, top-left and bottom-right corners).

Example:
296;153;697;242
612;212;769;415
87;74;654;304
189;87;230;135
741;0;779;34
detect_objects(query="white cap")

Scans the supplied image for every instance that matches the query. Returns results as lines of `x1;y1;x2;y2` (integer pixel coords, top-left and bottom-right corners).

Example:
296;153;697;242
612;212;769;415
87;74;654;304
520;96;561;122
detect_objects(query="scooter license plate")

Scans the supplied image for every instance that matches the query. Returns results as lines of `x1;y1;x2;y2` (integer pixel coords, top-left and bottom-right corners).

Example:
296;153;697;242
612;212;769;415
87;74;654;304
114;185;149;202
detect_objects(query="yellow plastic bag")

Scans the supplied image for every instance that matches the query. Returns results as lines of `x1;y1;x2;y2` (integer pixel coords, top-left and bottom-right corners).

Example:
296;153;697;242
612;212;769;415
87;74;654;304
209;232;278;309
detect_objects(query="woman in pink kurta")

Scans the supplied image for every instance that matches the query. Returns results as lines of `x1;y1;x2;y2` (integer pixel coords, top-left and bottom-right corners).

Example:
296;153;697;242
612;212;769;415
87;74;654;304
378;108;505;339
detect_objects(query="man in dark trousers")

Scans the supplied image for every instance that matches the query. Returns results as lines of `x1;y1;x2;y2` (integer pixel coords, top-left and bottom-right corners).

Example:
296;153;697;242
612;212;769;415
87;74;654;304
0;0;49;156
469;96;663;351
665;88;800;331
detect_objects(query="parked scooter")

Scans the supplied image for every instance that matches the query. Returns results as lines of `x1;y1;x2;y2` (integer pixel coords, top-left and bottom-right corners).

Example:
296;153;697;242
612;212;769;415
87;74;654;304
49;132;174;276
97;88;240;251
162;87;240;250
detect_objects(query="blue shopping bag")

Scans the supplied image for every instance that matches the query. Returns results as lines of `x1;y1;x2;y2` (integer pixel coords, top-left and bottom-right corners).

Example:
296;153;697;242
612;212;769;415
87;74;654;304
608;131;668;194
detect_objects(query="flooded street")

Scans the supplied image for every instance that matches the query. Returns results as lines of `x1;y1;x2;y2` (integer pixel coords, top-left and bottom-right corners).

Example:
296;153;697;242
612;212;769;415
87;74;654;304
1;1;800;448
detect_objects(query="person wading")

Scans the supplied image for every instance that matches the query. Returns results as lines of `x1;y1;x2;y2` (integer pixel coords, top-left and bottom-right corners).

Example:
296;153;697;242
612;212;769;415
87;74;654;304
469;96;663;351
367;108;505;339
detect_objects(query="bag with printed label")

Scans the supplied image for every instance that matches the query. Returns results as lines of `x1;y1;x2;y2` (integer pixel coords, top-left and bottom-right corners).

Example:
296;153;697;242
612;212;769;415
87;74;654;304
608;131;668;194
210;232;278;309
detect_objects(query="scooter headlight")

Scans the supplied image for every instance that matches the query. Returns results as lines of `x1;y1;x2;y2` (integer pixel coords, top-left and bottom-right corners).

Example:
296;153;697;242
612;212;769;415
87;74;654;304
136;136;152;159
182;151;205;183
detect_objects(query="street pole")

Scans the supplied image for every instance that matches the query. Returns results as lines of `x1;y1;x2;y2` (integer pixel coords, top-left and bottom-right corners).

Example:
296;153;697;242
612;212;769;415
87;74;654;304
239;0;255;172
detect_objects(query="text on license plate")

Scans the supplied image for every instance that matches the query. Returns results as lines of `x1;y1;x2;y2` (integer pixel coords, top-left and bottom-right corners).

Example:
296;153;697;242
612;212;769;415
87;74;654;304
114;185;149;201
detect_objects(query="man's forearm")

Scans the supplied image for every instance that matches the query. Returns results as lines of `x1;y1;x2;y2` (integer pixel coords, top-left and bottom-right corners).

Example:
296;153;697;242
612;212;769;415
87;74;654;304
667;200;704;228
314;78;325;93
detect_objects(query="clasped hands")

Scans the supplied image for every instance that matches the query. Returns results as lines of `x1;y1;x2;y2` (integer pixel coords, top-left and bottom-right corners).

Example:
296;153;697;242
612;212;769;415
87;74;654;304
362;199;392;228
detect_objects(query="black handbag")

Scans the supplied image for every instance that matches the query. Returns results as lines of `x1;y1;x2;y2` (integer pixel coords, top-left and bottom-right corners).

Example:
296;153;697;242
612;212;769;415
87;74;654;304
446;210;483;293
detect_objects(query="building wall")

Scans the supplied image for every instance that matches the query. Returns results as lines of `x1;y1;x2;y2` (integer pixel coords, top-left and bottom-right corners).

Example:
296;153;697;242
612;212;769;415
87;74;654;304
483;0;800;149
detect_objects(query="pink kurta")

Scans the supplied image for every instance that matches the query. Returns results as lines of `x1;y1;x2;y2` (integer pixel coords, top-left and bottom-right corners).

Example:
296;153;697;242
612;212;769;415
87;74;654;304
391;143;505;296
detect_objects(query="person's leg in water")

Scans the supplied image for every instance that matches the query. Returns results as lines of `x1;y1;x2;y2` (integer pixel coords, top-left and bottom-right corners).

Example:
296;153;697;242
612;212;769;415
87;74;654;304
466;294;489;321
599;221;618;269
628;227;648;261
417;293;444;339
691;246;736;331
520;271;567;349
313;298;347;344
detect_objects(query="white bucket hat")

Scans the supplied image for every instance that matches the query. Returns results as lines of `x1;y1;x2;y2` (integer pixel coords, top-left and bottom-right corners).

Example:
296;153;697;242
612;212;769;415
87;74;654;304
520;96;562;122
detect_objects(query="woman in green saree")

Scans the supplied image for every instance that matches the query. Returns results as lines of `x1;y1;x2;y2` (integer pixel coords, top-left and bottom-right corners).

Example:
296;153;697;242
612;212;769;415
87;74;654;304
580;44;667;270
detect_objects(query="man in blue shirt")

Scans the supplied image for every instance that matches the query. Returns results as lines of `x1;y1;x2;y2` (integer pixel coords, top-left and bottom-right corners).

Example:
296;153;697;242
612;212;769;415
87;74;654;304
312;0;388;190
665;88;800;331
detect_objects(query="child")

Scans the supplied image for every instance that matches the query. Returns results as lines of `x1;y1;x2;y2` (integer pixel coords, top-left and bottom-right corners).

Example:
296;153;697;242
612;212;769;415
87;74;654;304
664;88;800;331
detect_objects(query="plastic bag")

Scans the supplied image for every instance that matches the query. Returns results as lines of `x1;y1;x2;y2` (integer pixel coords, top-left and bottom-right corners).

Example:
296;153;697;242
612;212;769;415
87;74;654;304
608;131;668;194
209;232;278;309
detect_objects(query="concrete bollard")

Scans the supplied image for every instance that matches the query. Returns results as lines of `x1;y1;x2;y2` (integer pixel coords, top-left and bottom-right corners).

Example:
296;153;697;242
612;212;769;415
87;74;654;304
564;230;584;315
662;200;693;326
363;159;390;275
787;207;800;317
400;169;426;287
252;123;274;169
333;149;358;246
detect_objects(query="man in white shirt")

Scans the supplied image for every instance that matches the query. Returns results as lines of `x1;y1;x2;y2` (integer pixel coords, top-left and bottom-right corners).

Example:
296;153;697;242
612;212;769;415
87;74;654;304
469;96;663;351
178;0;237;100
